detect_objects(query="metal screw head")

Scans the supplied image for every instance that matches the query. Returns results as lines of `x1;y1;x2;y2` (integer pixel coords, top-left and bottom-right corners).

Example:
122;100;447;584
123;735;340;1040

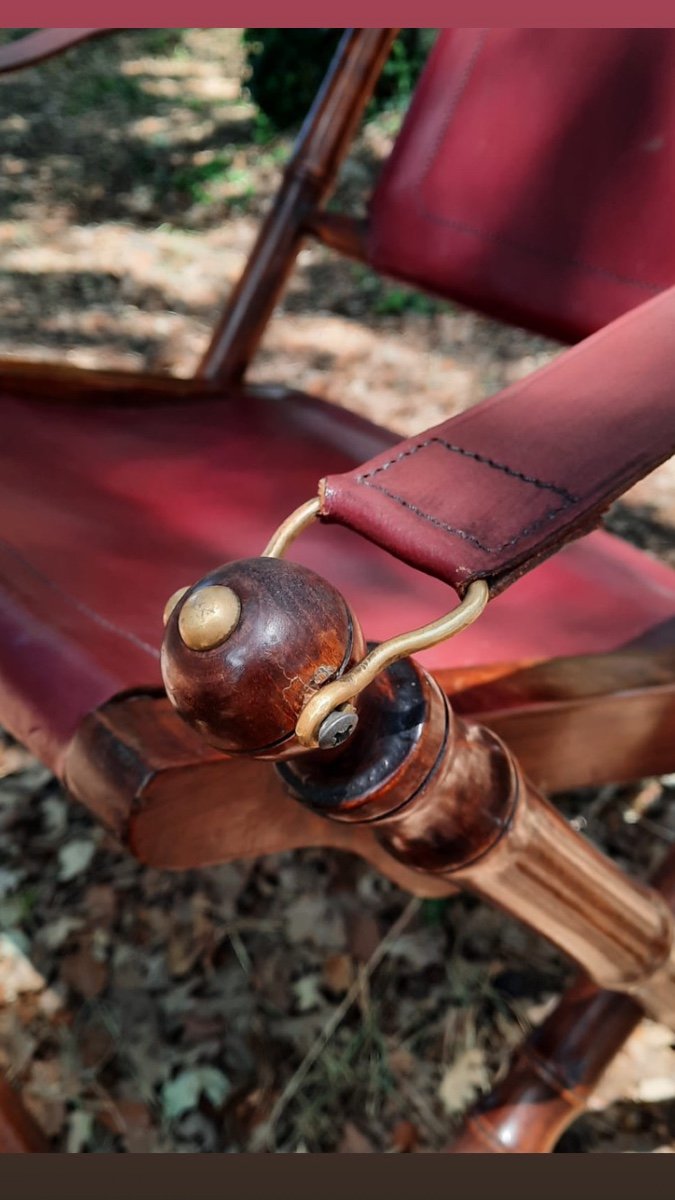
178;584;242;651
317;707;358;750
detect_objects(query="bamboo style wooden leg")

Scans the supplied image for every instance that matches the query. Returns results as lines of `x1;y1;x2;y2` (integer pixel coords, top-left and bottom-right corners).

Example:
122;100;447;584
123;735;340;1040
282;671;675;1026
447;847;675;1153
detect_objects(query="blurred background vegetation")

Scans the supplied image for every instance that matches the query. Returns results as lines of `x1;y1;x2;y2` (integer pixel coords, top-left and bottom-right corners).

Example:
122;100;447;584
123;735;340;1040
242;29;436;136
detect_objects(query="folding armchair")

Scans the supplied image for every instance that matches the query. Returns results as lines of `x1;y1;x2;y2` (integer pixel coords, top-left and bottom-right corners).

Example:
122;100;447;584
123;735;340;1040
1;27;675;1153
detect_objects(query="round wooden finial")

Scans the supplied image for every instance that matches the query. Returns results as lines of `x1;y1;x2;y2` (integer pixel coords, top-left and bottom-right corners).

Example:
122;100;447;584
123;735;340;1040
161;557;363;756
177;584;241;650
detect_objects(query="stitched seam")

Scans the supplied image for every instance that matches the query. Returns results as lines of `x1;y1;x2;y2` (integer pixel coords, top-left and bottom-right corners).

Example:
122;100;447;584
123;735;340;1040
358;479;574;555
355;438;578;554
0;534;158;660
388;31;662;294
358;436;577;502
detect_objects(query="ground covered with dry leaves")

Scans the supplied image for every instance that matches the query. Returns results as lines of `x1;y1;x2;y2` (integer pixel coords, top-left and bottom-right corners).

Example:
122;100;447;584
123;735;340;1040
1;29;675;1154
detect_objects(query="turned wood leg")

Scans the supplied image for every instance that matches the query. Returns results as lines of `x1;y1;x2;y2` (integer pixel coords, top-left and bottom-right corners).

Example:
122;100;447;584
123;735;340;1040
0;1076;49;1153
447;847;675;1153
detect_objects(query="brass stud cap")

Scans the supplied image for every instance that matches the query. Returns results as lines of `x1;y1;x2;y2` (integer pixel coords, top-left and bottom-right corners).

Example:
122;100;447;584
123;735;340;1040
163;586;189;628
177;584;242;651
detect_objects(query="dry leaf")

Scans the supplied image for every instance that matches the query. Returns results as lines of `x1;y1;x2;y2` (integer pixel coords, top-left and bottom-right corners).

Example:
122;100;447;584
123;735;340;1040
293;974;321;1012
338;1121;375;1153
322;953;354;995
66;1109;93;1153
57;839;96;882
61;947;108;999
0;935;45;1002
345;912;380;962
285;896;346;949
590;1020;675;1109
161;1067;231;1121
23;1059;68;1139
389;1046;416;1078
391;1119;419;1153
438;1047;490;1115
389;927;444;971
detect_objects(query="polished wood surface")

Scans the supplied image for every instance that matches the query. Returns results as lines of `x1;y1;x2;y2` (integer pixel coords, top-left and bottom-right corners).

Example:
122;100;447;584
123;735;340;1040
161;557;363;757
0;29;103;75
441;644;675;792
0;1077;49;1153
367;682;675;1021
198;29;396;383
449;848;675;1153
63;694;454;898
305;211;369;261
0;359;224;404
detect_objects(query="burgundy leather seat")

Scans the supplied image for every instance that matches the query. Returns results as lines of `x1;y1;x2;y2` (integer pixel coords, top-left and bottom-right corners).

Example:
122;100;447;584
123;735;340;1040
2;385;675;775
369;29;675;341
3;29;675;777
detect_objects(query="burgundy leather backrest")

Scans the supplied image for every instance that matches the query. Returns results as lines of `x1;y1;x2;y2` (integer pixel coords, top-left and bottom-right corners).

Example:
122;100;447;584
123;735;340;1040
368;29;675;342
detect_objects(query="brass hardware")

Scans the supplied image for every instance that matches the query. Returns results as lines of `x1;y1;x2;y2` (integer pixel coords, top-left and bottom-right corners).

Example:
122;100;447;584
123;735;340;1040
163;586;189;628
263;497;490;748
262;496;320;558
177;584;242;651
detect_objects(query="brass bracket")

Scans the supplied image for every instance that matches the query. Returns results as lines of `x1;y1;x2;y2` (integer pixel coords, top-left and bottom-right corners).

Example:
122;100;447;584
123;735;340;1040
263;497;489;748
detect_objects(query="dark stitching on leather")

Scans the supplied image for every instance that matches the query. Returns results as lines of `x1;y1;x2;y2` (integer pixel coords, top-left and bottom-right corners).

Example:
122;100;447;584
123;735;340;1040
376;30;661;295
358;479;574;555
358;436;577;501
354;437;578;554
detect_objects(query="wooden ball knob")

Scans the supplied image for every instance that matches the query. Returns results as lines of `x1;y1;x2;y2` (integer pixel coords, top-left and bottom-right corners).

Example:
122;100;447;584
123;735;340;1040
161;557;363;756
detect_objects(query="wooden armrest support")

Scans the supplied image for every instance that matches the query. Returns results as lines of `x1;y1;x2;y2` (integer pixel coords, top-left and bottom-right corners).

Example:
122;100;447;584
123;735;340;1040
0;29;108;76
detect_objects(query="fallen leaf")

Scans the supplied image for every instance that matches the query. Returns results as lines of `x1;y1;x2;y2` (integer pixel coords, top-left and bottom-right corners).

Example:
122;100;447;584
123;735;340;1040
58;839;96;882
0;935;45;1002
61;947;108;999
438;1047;490;1115
66;1109;93;1153
322;953;355;995
345;912;380;962
167;930;203;977
98;1098;158;1151
338;1121;375;1153
161;1067;231;1121
389;927;444;971
590;1020;675;1109
23;1059;68;1138
293;974;322;1012
391;1119;419;1153
285;896;346;949
388;1046;416;1078
39;915;84;951
0;867;23;898
84;884;118;926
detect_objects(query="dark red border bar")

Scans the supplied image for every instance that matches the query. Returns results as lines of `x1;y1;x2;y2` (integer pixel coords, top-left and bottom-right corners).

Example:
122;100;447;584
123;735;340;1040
2;4;675;27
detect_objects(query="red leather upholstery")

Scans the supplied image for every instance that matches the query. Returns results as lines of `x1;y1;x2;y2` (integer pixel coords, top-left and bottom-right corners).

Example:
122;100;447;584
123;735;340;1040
2;386;675;775
321;283;675;598
369;29;675;341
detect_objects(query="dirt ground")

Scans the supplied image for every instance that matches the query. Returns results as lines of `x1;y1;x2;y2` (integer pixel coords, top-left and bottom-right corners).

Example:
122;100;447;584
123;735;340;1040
1;29;675;1154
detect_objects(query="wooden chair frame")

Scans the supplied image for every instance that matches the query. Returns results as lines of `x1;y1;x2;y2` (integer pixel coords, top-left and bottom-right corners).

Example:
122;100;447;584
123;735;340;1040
1;27;674;1154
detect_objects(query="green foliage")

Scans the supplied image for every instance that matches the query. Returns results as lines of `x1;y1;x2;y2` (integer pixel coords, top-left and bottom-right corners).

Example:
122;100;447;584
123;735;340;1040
242;29;436;133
